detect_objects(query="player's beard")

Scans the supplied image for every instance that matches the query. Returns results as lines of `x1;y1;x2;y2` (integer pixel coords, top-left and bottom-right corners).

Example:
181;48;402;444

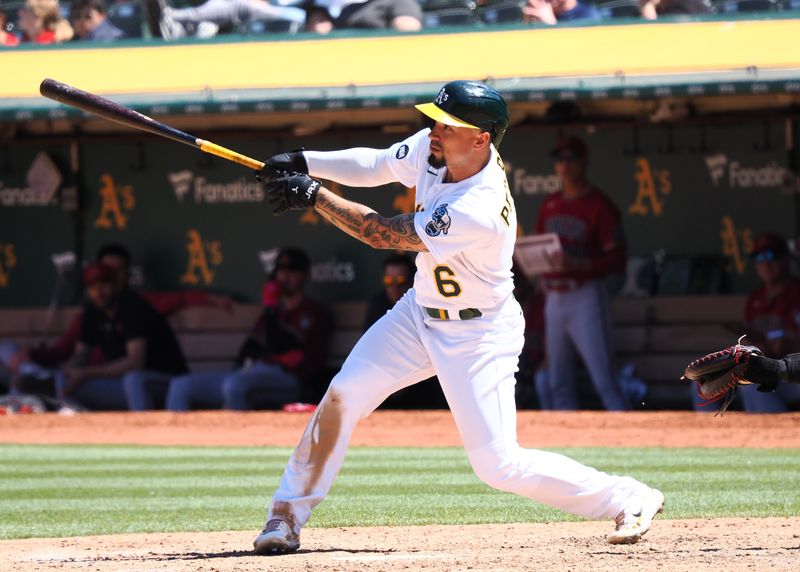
427;152;446;169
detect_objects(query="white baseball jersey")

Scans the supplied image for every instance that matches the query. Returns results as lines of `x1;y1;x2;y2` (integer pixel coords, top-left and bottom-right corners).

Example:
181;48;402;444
305;128;516;311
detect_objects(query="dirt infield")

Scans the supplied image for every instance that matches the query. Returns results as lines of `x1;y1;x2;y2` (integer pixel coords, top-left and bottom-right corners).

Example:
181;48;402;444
2;410;799;571
2;410;800;447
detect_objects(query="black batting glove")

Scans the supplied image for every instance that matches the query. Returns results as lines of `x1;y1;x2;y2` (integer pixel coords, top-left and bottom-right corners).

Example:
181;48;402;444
265;172;321;215
256;149;308;181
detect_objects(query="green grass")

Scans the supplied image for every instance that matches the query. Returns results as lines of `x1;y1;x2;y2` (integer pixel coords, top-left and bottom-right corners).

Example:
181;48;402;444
0;445;798;539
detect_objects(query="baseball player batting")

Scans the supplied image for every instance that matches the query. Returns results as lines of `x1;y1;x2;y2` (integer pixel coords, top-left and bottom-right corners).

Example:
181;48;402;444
252;80;664;554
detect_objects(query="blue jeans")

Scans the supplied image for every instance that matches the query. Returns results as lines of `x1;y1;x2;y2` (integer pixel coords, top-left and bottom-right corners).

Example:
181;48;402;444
122;370;176;411
55;370;173;411
166;362;299;411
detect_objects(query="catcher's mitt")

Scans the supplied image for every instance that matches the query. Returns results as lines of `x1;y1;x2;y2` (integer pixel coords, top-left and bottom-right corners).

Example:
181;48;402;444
682;336;762;414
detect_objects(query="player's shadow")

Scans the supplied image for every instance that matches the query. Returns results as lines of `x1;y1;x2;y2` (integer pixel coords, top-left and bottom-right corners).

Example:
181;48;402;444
155;547;393;560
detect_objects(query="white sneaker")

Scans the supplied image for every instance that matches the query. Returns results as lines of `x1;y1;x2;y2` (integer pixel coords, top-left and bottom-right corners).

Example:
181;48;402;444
607;487;664;545
253;519;300;555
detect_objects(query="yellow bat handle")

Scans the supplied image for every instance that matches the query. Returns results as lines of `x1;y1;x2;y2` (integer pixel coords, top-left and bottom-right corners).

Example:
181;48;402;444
197;139;265;171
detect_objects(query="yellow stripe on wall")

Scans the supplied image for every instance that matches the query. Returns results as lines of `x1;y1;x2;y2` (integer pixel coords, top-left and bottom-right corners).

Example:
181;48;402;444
4;20;800;99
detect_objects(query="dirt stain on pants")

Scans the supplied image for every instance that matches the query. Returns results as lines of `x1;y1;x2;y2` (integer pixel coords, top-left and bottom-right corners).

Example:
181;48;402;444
303;390;343;497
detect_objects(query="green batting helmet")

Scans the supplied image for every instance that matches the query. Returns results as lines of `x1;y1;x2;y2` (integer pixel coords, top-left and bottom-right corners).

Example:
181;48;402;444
415;80;509;147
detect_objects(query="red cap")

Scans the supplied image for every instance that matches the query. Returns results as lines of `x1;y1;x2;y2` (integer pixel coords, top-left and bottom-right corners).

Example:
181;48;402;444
83;262;116;285
551;136;588;158
751;233;788;258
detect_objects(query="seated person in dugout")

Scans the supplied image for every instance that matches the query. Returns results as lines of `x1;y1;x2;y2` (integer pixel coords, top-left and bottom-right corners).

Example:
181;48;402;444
362;253;416;331
738;233;800;412
164;248;331;411
363;253;447;409
693;233;800;412
57;263;188;411
0;243;232;398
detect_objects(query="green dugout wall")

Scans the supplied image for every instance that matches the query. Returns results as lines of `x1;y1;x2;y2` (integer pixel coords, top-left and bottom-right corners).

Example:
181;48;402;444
2;16;799;307
1;119;796;307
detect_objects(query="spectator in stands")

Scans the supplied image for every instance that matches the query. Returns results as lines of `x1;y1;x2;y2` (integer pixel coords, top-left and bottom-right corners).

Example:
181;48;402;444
362;254;415;330
638;0;712;19
1;8;21;47
303;0;423;33
736;233;800;412
146;0;306;39
334;0;422;31
17;0;73;44
69;0;126;41
303;5;334;33
522;0;602;24
57;262;188;411
165;247;331;411
535;136;629;410
0;243;233;397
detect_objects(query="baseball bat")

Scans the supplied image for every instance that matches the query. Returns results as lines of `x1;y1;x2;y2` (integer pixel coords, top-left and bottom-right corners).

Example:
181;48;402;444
39;78;265;171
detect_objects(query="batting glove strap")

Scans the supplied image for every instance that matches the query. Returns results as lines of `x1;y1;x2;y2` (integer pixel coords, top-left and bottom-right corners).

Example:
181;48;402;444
264;172;321;215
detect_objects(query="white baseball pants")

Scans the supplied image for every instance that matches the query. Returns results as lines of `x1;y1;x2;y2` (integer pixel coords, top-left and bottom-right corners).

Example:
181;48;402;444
267;289;647;533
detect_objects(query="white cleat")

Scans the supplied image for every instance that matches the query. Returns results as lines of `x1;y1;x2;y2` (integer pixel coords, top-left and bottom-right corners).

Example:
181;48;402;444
607;487;665;545
253;519;300;555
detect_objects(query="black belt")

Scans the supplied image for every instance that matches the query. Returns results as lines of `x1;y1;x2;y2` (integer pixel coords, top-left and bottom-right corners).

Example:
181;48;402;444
424;306;483;321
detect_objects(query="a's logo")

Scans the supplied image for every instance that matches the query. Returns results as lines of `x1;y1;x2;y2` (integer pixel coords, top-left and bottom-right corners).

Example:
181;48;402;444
396;145;409;160
94;174;135;230
425;203;452;237
628;157;672;217
720;215;753;274
705;154;728;187
180;229;223;285
0;243;17;287
434;88;449;105
167;170;264;203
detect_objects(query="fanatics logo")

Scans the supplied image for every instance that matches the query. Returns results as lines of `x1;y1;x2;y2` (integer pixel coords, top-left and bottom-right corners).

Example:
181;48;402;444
705;154;727;187
425;203;452;237
396;145;409;160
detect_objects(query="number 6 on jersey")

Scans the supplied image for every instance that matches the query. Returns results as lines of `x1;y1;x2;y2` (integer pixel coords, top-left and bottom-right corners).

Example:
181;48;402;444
434;265;462;297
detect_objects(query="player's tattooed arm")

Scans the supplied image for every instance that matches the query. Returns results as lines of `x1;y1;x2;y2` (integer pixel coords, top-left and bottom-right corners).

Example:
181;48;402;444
314;189;428;252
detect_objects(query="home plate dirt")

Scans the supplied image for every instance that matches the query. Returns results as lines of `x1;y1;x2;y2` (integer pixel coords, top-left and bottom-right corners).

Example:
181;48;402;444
1;411;799;571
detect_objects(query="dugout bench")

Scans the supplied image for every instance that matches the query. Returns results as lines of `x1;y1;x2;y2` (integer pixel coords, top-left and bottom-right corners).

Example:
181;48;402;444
0;296;746;409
